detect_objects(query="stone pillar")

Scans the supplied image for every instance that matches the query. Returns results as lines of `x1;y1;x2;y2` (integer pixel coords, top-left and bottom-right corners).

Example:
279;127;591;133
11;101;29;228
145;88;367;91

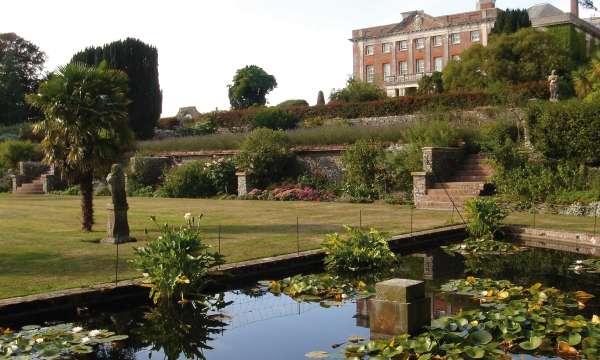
236;171;252;197
411;171;430;205
103;164;134;244
368;279;431;338
103;205;133;244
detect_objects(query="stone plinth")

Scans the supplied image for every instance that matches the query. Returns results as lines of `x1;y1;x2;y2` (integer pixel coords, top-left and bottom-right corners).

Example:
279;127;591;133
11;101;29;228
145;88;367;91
367;278;430;338
236;171;253;197
103;205;134;244
375;278;425;303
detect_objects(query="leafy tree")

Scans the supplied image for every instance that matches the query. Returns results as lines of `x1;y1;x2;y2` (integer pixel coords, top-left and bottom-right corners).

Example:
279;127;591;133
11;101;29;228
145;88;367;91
491;9;531;35
329;78;386;103
0;33;46;125
236;128;293;187
228;65;277;109
417;72;443;95
277;99;308;108
572;52;600;99
443;29;572;91
580;0;597;10
71;38;162;140
26;62;133;231
253;107;299;130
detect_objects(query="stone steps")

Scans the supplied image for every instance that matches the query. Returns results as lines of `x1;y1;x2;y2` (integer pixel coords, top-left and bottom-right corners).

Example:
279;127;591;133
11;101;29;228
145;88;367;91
416;154;492;210
14;176;47;195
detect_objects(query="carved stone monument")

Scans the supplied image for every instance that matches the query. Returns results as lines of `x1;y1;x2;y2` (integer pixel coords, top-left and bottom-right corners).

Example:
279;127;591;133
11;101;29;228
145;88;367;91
548;69;559;102
103;164;134;244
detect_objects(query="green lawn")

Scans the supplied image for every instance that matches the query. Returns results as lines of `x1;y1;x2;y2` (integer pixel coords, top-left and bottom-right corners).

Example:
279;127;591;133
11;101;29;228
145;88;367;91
1;194;598;300
0;194;452;299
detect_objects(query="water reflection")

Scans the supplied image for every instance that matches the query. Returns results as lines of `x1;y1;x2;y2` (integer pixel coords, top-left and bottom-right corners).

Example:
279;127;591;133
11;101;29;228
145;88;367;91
77;248;599;360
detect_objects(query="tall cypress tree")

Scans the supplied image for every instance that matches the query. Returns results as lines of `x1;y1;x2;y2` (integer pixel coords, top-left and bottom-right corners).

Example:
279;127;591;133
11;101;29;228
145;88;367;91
491;9;531;35
71;38;161;139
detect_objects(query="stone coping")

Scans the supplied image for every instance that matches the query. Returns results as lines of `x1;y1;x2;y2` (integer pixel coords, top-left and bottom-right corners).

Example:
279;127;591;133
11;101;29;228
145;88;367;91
506;225;600;256
154;145;349;158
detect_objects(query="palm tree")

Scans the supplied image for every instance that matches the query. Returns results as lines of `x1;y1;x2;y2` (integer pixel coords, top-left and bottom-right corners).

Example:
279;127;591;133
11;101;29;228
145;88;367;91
26;62;132;231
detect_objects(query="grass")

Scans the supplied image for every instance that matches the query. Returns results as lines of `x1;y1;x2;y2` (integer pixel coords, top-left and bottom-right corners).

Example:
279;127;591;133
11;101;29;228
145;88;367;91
0;194;452;299
136;125;412;154
1;194;597;300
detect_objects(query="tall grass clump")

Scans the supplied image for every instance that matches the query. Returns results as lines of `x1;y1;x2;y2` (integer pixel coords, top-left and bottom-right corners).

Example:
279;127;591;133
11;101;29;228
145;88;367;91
136;133;245;154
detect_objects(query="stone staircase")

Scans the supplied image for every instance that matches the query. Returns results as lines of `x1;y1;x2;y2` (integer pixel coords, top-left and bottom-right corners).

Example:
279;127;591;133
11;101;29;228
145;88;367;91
415;154;492;210
14;175;46;195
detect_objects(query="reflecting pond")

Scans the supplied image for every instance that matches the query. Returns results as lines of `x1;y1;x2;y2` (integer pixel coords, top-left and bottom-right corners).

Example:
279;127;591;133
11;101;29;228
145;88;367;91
16;248;600;359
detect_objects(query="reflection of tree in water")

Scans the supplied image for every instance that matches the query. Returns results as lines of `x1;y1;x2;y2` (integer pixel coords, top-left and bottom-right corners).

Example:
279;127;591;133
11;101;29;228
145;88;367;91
462;248;599;292
133;296;230;360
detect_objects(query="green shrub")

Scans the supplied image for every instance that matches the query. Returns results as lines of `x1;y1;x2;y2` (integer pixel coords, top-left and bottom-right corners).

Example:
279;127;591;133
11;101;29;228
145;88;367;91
527;100;600;164
236;128;294;188
464;198;508;238
330;78;386;103
252;107;299;130
0;140;42;170
131;215;223;303
322;225;396;273
341;140;384;201
159;162;216;198
277;99;309;108
204;158;237;194
382;144;423;193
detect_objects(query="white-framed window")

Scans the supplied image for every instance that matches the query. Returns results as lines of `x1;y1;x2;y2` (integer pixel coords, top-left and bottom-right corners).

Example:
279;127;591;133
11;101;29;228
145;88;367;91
452;55;461;61
434;57;443;72
451;33;461;44
471;30;481;42
399;40;408;51
366;45;375;56
415;38;425;49
432;35;442;47
399;61;408;75
366;65;375;82
382;43;393;53
416;59;425;74
383;63;392;77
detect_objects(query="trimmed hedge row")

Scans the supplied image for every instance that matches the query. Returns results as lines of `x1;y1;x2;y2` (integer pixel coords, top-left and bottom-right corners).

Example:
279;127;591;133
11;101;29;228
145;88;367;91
202;82;548;130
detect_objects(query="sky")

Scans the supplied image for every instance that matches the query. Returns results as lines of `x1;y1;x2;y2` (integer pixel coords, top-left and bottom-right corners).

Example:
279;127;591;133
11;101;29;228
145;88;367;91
2;0;597;116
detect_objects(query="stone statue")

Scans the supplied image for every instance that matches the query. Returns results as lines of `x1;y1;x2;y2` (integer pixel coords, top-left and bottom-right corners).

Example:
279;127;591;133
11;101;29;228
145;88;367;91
104;164;133;244
548;70;559;102
107;164;128;210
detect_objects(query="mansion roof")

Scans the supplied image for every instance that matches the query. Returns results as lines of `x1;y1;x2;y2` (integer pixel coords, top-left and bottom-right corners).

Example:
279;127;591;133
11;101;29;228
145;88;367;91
351;8;498;40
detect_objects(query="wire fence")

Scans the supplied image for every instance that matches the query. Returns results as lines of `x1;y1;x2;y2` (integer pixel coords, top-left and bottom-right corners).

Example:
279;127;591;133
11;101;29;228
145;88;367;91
504;202;600;236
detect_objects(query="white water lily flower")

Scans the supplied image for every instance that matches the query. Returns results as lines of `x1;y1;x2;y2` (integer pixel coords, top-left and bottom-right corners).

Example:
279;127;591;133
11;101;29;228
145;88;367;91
576;260;584;264
72;327;83;333
81;337;90;344
35;338;44;344
574;265;584;274
184;213;192;222
88;330;101;337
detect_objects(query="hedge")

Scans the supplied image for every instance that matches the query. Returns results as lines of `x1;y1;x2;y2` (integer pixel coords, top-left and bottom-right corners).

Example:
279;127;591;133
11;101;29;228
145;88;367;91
202;82;547;130
527;99;600;164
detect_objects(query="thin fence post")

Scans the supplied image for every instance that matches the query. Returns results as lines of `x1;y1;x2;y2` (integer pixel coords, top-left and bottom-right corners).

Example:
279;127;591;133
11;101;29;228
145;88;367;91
410;205;414;238
296;216;300;255
218;225;222;270
594;204;598;237
359;209;362;230
115;242;119;286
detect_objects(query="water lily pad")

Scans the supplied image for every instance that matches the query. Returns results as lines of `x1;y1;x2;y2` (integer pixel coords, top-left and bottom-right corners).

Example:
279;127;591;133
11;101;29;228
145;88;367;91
464;346;485;359
305;351;329;358
21;325;40;331
568;332;582;346
347;335;365;343
519;336;543;351
469;330;492;345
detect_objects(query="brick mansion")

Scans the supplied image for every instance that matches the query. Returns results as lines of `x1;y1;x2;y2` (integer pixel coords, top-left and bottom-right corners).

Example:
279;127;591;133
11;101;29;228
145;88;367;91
351;0;600;96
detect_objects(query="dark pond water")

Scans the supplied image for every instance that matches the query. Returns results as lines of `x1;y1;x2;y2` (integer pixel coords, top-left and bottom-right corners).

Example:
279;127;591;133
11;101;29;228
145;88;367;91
27;248;600;359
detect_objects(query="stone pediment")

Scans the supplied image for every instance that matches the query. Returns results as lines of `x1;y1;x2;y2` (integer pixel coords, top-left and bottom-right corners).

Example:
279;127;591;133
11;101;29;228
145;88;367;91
390;12;445;34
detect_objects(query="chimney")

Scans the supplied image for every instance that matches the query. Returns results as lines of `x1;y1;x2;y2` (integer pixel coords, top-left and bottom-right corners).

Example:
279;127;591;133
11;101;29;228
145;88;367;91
571;0;579;17
476;0;495;10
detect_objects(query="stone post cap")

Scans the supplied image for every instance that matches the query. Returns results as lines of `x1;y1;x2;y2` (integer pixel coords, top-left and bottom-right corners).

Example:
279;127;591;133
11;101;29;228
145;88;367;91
411;171;428;176
375;278;425;303
235;171;247;176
